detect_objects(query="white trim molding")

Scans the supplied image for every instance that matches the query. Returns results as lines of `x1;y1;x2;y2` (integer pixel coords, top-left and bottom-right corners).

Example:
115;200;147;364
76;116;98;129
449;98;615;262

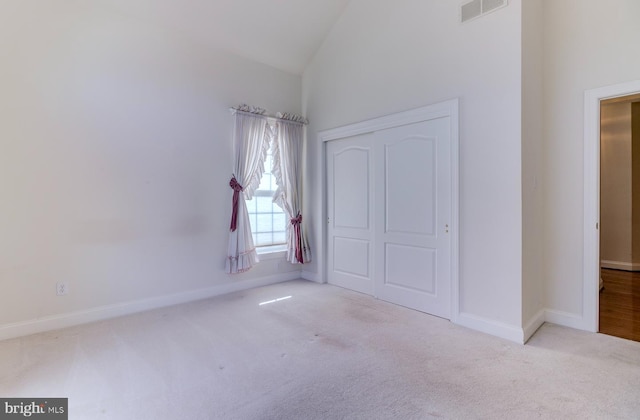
600;260;640;272
319;100;459;142
584;80;640;333
544;309;586;331
301;270;321;283
457;313;525;344
523;309;546;343
0;272;301;341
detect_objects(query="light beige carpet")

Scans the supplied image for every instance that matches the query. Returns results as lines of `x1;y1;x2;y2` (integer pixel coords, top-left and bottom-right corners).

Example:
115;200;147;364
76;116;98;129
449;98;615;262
1;280;640;419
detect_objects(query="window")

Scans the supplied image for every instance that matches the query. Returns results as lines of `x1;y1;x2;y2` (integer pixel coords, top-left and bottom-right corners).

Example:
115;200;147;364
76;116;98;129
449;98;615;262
246;145;287;250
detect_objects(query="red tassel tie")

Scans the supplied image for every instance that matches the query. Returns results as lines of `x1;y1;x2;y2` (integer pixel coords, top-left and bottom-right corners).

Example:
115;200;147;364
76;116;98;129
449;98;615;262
291;212;304;263
229;176;244;232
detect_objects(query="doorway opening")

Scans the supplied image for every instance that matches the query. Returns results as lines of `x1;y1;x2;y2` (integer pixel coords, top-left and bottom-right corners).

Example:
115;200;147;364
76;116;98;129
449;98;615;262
599;93;640;342
584;80;640;338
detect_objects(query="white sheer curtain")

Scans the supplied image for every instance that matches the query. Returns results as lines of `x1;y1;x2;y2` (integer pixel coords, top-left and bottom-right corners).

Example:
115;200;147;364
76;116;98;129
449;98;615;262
225;111;272;273
272;120;311;264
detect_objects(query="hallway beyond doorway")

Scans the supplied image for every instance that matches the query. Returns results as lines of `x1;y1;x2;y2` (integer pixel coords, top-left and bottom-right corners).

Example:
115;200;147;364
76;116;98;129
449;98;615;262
600;268;640;342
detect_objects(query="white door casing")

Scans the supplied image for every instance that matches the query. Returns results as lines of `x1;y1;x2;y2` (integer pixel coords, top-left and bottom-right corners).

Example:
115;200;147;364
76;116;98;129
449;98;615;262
321;100;459;321
583;80;640;333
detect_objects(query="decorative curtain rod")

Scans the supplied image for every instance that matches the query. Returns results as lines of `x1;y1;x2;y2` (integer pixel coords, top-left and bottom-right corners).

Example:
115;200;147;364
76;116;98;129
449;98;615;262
229;104;308;125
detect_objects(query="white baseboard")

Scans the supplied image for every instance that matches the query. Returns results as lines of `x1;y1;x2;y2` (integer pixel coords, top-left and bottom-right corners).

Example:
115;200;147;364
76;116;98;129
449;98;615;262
301;270;322;283
457;308;594;344
0;271;301;342
600;260;640;271
455;312;525;344
544;309;591;332
523;309;546;343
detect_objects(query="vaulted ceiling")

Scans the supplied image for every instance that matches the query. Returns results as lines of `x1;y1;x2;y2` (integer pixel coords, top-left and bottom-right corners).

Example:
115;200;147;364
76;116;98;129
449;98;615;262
95;0;351;75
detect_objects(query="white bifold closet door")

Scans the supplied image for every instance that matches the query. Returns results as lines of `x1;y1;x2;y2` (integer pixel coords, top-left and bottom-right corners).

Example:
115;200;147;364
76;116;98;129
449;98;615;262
327;117;452;320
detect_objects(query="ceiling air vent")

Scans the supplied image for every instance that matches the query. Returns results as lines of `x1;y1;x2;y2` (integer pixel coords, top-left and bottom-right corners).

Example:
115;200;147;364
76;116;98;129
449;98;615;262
461;0;508;23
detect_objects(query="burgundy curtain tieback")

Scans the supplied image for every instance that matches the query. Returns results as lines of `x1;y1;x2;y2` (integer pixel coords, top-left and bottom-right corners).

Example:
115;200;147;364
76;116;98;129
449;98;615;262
291;213;304;263
229;176;244;232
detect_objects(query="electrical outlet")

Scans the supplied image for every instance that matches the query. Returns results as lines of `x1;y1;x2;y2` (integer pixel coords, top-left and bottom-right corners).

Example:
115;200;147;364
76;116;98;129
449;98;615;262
56;282;68;296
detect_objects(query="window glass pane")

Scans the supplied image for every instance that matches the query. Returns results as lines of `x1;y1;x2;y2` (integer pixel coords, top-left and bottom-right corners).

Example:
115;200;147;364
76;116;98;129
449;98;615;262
246;143;289;248
256;196;272;213
255;232;273;247
249;214;257;232
273;231;286;244
273;214;286;232
256;214;273;233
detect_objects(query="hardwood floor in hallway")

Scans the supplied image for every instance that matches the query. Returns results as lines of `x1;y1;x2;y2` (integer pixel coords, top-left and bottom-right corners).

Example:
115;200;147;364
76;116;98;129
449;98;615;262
599;268;640;342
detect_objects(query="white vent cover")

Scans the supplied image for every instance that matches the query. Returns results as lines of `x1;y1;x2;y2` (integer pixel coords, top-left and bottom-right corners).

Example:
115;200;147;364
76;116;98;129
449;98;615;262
461;0;507;23
461;0;481;23
482;0;507;13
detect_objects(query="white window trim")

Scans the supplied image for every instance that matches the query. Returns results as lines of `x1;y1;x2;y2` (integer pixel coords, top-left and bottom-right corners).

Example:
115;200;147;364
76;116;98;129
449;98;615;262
257;244;287;259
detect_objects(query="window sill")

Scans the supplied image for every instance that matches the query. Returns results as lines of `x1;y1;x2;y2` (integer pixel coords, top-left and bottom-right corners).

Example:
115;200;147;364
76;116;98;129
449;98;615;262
256;245;287;260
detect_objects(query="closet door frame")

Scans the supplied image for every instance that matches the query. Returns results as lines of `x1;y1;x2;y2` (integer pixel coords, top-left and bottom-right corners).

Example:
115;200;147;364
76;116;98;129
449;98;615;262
318;99;460;323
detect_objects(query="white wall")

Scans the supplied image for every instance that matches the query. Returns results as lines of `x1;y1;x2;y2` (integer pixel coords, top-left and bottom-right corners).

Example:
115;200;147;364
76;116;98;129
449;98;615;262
303;0;524;336
521;0;544;335
0;1;302;338
543;0;640;318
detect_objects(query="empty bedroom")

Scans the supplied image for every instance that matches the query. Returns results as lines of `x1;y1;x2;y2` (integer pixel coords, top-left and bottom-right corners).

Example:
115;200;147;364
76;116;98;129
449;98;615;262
2;0;640;419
